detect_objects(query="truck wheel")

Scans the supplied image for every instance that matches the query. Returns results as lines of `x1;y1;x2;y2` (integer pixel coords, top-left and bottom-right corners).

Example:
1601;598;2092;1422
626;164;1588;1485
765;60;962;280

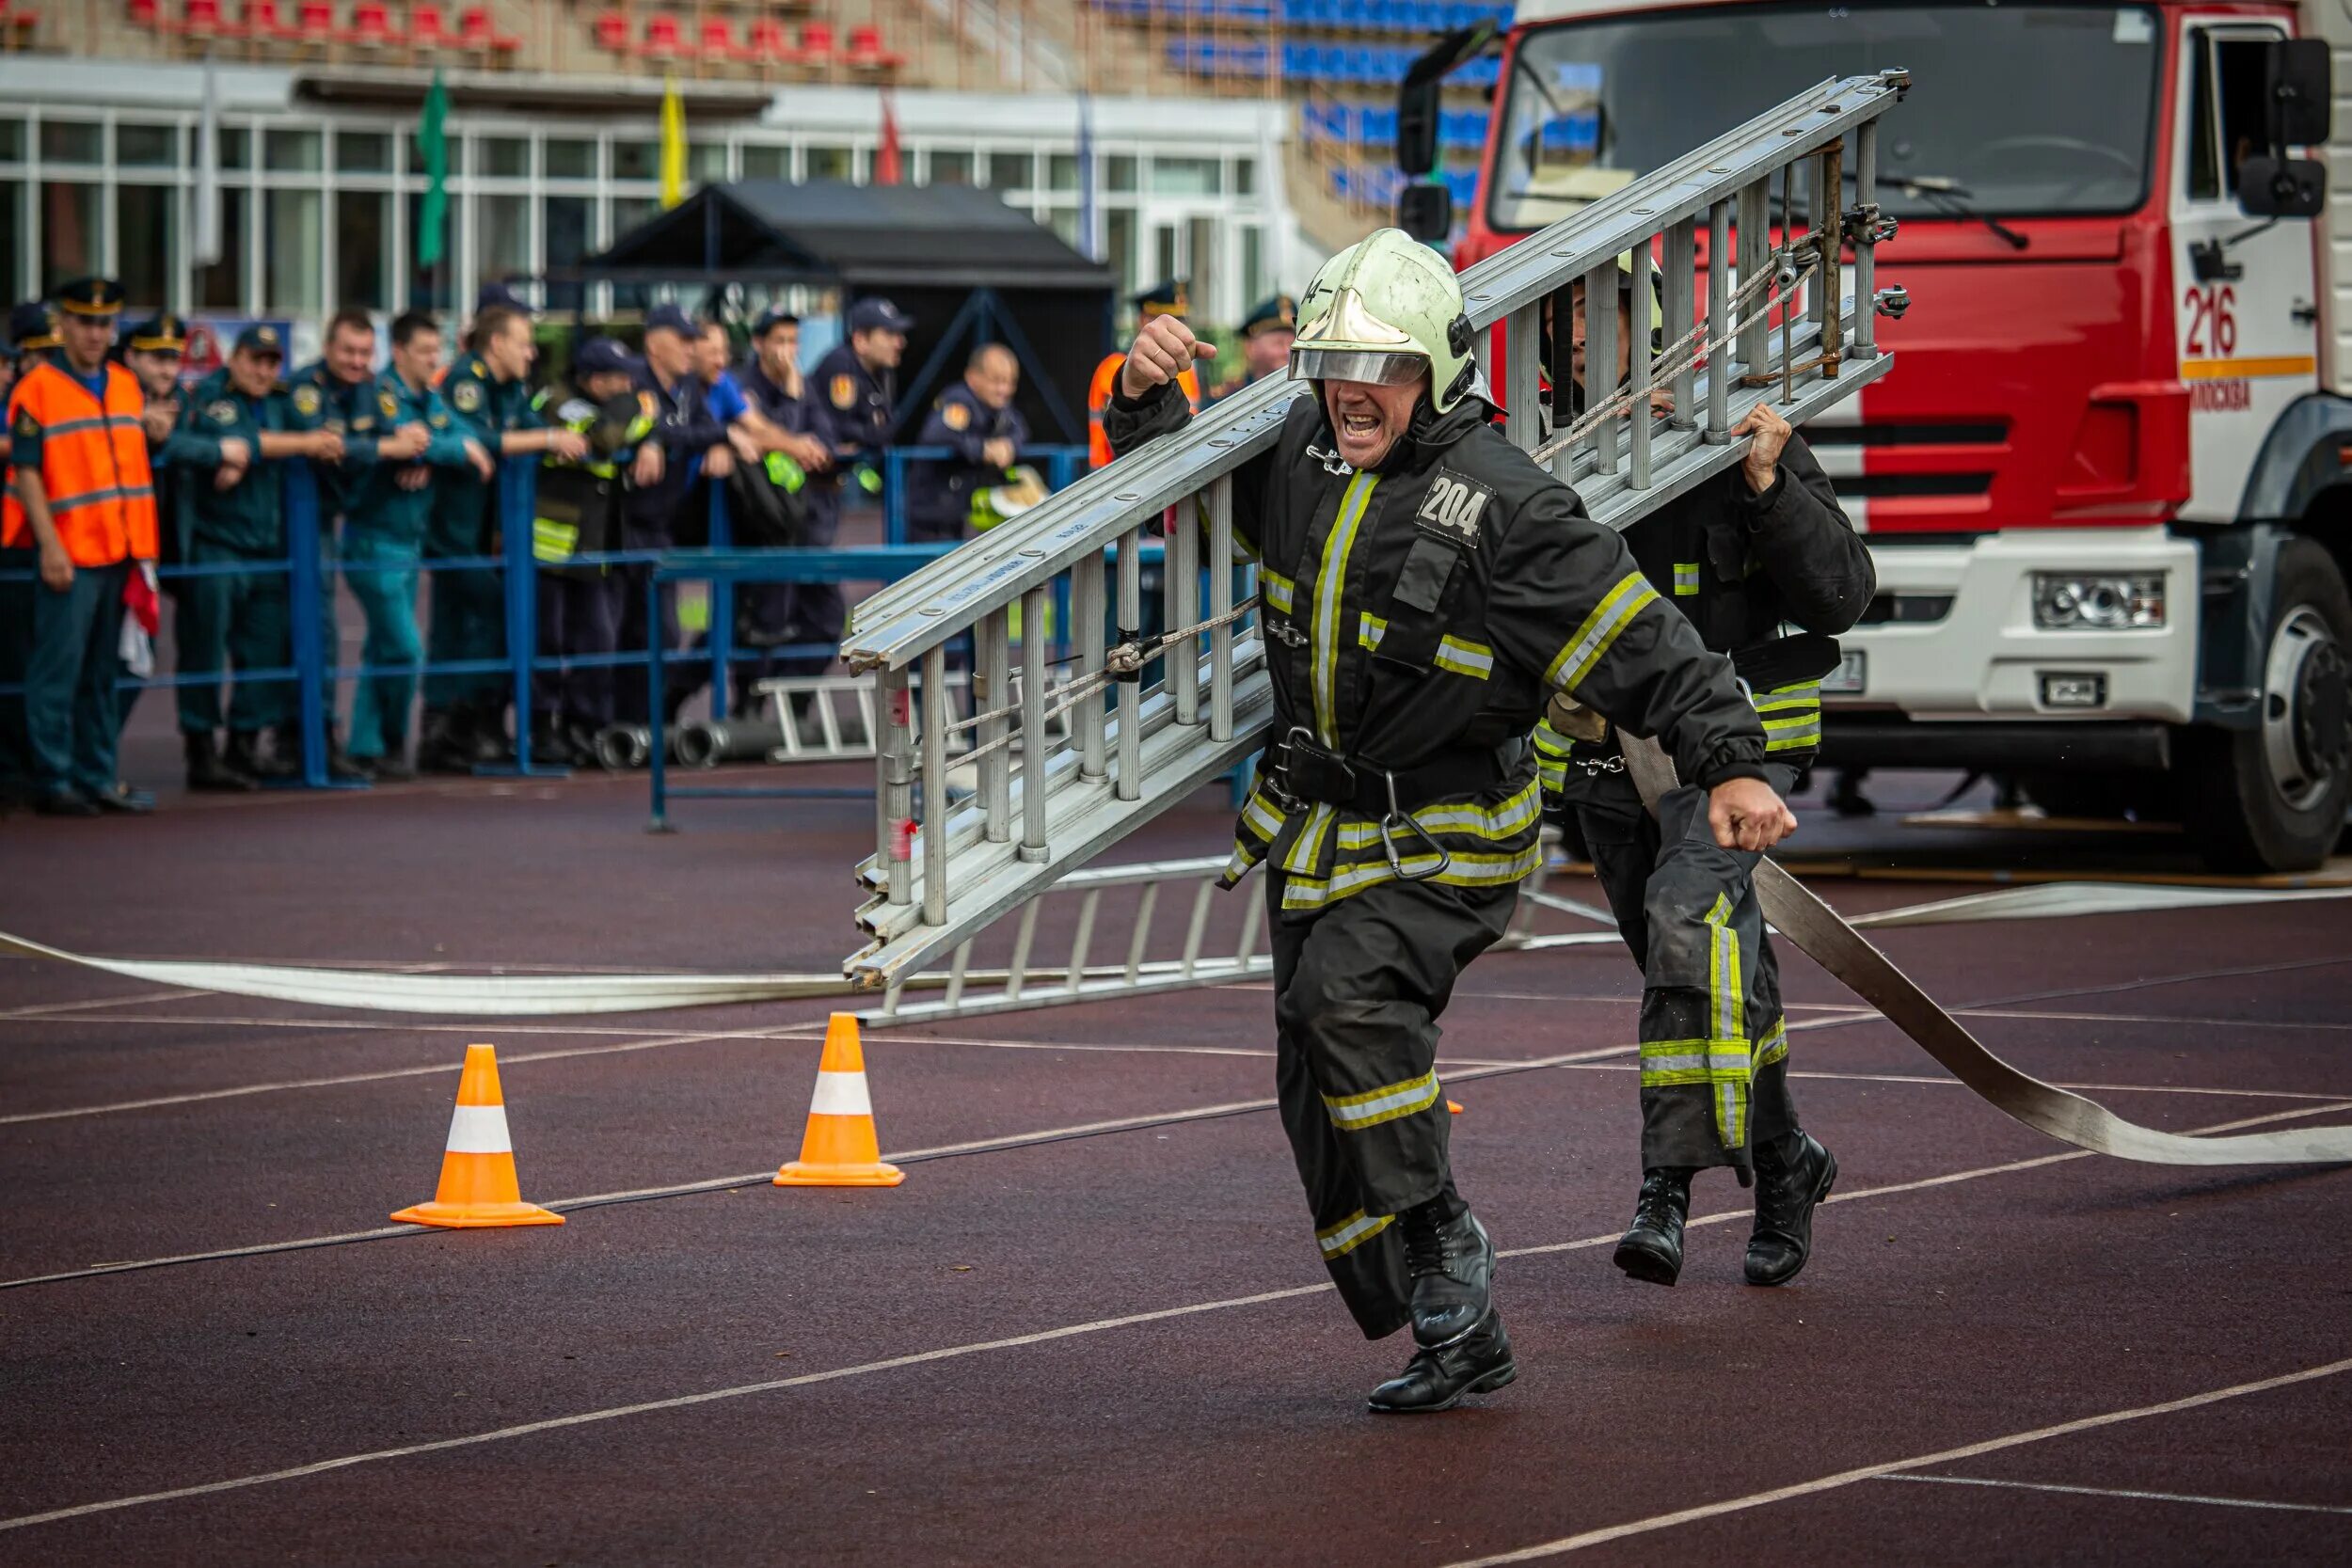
2187;538;2352;873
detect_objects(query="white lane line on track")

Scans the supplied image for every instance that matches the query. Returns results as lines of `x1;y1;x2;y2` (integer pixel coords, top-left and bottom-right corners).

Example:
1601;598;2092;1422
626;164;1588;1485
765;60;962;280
1432;1357;2352;1566
0;1045;1645;1290
0;1099;2341;1535
0;988;211;1019
1960;1006;2352;1034
1551;1061;2352;1103
1874;1471;2352;1516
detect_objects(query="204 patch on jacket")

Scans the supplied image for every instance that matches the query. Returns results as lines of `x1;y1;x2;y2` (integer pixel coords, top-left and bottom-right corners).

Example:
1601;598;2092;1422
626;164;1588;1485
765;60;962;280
1417;467;1493;548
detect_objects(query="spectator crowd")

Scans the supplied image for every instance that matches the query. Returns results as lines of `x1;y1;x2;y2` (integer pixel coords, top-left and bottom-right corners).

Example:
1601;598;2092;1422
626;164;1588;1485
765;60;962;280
0;277;1052;816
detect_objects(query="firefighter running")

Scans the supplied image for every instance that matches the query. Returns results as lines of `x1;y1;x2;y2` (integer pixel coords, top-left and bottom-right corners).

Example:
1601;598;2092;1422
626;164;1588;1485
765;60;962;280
1534;257;1876;1291
1104;229;1797;1413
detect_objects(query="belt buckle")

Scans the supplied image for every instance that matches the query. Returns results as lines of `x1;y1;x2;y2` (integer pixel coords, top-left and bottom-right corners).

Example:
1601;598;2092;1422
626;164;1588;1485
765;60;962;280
1281;726;1357;806
1377;768;1452;882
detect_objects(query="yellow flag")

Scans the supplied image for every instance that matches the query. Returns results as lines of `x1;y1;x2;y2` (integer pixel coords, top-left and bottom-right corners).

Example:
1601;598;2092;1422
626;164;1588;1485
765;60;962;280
660;76;687;210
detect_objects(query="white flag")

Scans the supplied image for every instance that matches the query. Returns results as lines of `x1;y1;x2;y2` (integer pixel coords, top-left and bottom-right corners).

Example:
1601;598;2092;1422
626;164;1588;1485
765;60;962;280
193;63;222;269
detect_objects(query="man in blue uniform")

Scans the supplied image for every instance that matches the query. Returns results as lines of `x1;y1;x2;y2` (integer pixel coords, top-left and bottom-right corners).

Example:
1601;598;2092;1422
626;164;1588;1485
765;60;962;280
907;343;1028;544
339;310;487;779
426;302;584;771
173;325;344;784
612;304;727;724
787;295;911;681
290;307;414;784
727;308;831;709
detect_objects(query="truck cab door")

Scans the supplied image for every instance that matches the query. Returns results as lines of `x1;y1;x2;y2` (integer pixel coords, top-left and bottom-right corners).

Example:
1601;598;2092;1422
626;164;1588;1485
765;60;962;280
2171;18;2323;522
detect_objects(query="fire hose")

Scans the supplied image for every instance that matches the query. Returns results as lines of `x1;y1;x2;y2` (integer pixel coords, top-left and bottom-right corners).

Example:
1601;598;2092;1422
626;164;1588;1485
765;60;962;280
1619;736;2352;1165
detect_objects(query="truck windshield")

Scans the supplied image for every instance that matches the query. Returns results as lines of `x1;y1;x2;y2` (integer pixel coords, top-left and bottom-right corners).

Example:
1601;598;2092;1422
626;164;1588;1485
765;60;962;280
1488;2;2162;234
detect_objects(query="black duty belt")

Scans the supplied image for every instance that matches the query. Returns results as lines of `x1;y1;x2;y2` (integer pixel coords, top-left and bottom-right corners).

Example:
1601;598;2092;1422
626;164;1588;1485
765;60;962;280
1264;729;1528;881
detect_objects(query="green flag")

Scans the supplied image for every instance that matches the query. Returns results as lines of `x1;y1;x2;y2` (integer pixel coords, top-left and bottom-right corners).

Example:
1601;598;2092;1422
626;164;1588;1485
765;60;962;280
417;72;449;273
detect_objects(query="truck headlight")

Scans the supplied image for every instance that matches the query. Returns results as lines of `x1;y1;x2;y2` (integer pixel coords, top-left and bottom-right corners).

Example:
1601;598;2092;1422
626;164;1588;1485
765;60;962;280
2031;573;2166;630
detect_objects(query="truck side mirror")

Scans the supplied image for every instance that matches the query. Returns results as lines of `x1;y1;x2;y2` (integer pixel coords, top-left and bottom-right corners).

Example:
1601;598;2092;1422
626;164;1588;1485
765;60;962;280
2238;154;2327;218
2264;38;2331;148
1398;76;1440;180
1398;182;1454;243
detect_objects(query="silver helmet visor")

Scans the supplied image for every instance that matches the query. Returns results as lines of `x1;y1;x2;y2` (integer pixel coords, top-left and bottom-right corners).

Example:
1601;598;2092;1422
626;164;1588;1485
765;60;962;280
1287;348;1427;387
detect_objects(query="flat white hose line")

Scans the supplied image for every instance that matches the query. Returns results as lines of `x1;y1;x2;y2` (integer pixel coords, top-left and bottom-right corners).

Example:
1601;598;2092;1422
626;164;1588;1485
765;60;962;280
0;873;2344;1020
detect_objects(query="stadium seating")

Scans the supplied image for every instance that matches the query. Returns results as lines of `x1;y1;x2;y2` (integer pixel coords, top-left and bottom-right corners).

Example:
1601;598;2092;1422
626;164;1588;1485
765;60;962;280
844;22;903;70
1094;0;1510;32
408;2;453;47
345;0;400;46
181;0;245;37
456;4;518;51
641;12;686;59
294;0;336;41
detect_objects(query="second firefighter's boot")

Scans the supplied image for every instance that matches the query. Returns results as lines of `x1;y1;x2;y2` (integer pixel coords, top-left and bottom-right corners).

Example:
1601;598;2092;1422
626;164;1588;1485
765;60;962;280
530;713;580;767
1400;1204;1496;1349
315;723;369;784
1613;1167;1692;1287
1366;1308;1517;1415
467;699;516;765
415;708;474;775
1746;1132;1837;1287
184;731;258;793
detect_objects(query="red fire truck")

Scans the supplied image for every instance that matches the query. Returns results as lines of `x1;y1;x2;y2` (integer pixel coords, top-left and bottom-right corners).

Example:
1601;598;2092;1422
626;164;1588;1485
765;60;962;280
1454;0;2351;869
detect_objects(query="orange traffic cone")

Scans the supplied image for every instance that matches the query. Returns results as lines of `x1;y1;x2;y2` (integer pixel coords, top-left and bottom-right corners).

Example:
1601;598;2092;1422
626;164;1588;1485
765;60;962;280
391;1044;564;1228
775;1014;905;1187
1448;1100;1465;1115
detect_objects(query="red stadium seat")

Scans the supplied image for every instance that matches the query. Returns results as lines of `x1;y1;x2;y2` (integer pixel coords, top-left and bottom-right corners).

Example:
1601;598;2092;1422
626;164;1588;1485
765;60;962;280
346;0;399;45
182;0;246;37
797;19;834;60
294;0;334;38
698;18;742;59
246;0;296;38
744;16;794;62
843;23;903;70
456;5;516;50
590;8;628;52
641;11;685;57
128;0;162;26
409;2;453;46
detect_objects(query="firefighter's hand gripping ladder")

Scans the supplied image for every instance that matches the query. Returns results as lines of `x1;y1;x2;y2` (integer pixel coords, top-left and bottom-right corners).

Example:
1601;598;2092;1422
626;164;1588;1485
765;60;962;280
839;72;1912;995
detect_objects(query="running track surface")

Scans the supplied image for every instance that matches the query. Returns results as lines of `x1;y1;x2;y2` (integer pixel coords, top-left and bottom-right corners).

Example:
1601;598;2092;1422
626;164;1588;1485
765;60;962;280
3;768;2347;1566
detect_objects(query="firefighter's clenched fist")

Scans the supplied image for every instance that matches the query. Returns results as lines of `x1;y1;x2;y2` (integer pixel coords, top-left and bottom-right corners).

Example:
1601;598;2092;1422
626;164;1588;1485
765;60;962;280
1119;315;1216;400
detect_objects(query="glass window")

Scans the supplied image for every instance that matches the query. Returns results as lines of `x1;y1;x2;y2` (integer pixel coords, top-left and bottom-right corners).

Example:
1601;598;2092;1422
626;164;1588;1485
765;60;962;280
1106;153;1137;193
543;193;593;312
1105;207;1137;295
612;139;661;181
1234;157;1256;197
741;144;789;179
405;190;463;310
118;123;179;169
1188;215;1218;316
1243;226;1265;304
0;119;23;163
1048;153;1079;193
264;127;324;172
690;141;728;181
1151;157;1219;196
335;190;389;310
546;137;596;179
264;188;324;314
337;130;392;172
116;184;177;309
196;187;249;310
1048;207;1079;245
40;120;102;166
612;195;660;244
987;150;1031;190
1154;224;1178;287
0;182;24;304
480;135;530;178
806;144;852;182
1493;4;2162;233
929;149;973;185
220;126;251;170
39;182;101;292
2214;36;2280;200
474;192;532;296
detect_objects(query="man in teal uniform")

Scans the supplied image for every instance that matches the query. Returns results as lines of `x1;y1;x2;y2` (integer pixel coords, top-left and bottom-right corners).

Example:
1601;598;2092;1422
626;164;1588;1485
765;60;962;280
340;310;489;779
291;308;421;782
426;301;579;772
174;325;343;784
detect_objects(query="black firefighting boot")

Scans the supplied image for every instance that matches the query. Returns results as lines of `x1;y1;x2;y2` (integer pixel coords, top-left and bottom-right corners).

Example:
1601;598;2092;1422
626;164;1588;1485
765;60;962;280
1400;1201;1496;1350
184;731;258;793
1613;1166;1693;1288
1366;1307;1517;1415
415;708;475;775
530;712;580;768
224;729;294;783
1745;1132;1837;1287
312;723;369;784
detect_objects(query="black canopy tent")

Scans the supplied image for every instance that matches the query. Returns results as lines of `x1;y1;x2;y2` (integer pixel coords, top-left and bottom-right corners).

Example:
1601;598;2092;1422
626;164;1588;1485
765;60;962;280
577;180;1115;445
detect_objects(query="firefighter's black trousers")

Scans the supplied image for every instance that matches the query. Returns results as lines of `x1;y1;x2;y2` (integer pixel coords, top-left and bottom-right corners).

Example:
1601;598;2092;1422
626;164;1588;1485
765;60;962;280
1269;871;1517;1340
1564;763;1804;1180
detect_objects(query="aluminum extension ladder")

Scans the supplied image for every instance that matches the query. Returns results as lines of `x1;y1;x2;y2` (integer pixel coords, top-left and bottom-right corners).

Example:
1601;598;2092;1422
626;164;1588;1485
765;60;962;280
751;671;1073;765
838;71;1912;990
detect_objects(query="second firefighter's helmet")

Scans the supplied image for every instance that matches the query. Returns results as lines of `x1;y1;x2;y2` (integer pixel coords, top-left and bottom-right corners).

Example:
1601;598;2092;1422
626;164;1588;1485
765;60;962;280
1289;228;1479;412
